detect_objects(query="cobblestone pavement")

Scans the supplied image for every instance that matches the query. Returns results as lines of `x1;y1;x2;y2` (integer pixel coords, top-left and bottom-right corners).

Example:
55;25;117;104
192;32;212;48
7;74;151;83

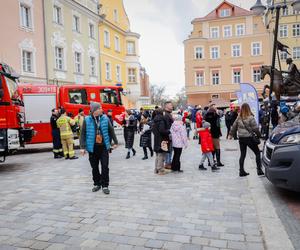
0;135;291;250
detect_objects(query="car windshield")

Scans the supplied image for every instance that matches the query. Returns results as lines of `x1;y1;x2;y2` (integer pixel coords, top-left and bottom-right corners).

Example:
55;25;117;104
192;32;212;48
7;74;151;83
5;76;18;99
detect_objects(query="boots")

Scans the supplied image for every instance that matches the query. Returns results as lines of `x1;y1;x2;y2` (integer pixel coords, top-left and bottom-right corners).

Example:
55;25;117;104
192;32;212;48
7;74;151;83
211;163;220;172
150;148;154;157
142;153;148;160
216;149;224;167
239;167;249;177
257;167;264;176
199;164;207;170
132;148;136;156
126;152;130;159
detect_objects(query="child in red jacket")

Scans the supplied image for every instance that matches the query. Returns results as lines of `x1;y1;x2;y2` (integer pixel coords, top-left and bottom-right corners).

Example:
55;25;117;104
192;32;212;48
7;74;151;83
198;121;220;172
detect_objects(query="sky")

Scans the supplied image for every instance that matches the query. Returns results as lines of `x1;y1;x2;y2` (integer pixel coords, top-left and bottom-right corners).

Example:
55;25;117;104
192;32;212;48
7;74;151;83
123;0;258;97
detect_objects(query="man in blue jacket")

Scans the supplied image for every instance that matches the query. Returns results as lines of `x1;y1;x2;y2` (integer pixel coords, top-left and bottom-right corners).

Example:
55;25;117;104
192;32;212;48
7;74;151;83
80;102;118;194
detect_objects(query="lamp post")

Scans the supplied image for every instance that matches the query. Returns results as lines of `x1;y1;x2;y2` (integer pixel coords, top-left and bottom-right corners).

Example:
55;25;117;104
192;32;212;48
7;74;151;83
250;0;300;139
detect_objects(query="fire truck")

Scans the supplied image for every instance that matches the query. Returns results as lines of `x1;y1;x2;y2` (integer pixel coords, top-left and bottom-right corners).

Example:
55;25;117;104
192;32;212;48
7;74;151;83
0;63;34;162
0;62;125;162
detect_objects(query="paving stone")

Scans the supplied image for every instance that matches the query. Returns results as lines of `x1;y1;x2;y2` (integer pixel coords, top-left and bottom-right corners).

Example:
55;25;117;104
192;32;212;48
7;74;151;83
227;240;247;250
144;239;164;248
209;239;227;248
48;235;70;244
35;233;55;242
30;241;51;250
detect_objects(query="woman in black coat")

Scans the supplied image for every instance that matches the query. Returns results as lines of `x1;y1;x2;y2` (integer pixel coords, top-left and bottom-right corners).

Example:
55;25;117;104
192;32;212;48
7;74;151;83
123;110;137;159
152;108;170;175
205;104;224;167
139;113;153;160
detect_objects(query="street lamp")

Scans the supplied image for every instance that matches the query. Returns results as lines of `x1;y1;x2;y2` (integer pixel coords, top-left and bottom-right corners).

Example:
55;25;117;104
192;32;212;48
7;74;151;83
250;0;300;139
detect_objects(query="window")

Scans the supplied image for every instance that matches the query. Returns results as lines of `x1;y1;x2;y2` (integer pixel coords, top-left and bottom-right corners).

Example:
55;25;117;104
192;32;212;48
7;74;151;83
210;27;219;38
252;42;261;56
20;4;32;28
211;94;220;99
116;65;121;82
68;89;88;105
293;47;300;59
280;51;288;60
113;9;118;22
253;68;261;83
292;24;300;37
55;47;64;70
89;23;95;39
236;24;245;36
22;50;33;72
100;89;119;105
105;62;111;80
53;5;62;25
279;25;288;38
74;52;82;73
73;15;80;33
128;68;136;83
195;47;203;59
195;72;204;86
104;30;110;48
115;36;120;52
233;69;241;84
223;26;232;38
127;41;135;55
90;56;96;76
212;71;220;85
293;9;300;15
282;7;289;16
232;44;241;57
210;47;219;59
220;9;231;17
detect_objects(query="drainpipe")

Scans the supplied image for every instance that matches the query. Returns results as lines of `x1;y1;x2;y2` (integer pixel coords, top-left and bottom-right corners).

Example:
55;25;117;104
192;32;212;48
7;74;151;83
42;0;49;84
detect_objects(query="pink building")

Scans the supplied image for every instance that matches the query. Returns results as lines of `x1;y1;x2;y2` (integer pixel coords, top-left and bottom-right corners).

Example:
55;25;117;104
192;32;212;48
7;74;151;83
0;0;46;84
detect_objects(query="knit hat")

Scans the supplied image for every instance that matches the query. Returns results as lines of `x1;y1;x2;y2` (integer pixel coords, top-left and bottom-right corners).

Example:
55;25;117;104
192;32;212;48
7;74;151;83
90;102;101;113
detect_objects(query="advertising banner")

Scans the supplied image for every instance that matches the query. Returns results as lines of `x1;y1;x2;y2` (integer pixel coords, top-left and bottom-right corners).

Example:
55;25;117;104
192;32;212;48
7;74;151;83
237;83;260;124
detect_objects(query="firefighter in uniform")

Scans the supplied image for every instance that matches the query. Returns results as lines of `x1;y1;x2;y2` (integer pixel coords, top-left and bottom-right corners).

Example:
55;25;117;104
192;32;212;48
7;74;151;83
50;109;63;158
56;109;78;160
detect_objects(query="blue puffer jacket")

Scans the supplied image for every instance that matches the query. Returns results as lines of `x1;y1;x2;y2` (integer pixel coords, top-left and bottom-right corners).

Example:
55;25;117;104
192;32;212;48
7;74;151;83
85;115;110;153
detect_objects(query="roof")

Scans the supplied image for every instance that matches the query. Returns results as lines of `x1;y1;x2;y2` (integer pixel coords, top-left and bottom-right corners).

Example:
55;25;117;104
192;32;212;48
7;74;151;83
192;0;252;23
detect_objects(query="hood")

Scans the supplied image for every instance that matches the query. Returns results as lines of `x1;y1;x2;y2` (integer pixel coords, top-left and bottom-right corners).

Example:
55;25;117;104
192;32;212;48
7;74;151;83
171;121;183;131
270;115;300;144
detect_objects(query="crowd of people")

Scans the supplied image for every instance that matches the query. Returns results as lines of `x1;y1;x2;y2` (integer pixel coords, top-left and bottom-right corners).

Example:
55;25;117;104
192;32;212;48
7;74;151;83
50;100;265;194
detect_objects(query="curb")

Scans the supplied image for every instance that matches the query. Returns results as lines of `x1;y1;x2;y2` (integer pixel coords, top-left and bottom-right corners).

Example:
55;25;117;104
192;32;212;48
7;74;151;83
246;151;295;250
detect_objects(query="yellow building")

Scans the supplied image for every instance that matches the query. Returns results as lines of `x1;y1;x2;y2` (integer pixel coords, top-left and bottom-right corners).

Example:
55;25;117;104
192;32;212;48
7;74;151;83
184;0;271;107
99;0;142;108
266;0;300;71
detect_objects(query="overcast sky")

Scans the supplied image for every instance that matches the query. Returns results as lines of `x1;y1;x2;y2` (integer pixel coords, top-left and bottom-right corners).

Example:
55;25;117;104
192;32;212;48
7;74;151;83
123;0;258;96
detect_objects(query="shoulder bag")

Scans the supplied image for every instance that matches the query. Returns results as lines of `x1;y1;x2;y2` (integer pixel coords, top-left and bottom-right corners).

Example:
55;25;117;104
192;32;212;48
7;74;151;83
240;118;261;145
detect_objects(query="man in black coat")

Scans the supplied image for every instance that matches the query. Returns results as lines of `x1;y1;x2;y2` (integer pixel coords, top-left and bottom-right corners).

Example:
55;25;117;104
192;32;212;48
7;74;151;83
163;101;174;169
50;108;63;158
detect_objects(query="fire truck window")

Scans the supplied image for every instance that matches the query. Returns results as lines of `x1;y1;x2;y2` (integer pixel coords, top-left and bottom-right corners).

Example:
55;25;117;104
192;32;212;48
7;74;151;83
69;89;88;105
100;90;119;105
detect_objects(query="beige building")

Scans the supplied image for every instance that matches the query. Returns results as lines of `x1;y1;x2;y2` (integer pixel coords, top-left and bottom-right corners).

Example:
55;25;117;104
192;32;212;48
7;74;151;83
184;0;271;107
44;0;101;85
0;0;47;84
266;0;300;71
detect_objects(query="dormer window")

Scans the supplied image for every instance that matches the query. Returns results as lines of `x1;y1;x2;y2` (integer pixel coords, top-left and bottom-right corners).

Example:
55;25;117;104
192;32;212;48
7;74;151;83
220;9;231;17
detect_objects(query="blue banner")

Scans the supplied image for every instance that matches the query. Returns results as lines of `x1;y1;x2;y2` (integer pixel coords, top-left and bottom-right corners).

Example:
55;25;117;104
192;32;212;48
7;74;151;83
238;83;260;124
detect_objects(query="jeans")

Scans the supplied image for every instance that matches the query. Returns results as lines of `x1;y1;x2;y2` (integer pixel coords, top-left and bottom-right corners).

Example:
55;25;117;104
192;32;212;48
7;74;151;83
89;144;109;187
239;137;262;171
200;152;214;166
155;152;166;173
171;147;183;171
165;148;173;165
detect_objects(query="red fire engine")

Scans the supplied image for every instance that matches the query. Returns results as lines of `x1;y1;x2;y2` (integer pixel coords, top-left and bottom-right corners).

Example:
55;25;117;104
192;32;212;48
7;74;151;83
18;84;125;144
0;62;126;162
0;63;34;162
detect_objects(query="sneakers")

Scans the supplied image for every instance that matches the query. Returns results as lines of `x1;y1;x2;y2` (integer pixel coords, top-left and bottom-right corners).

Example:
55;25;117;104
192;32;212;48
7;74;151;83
217;162;224;167
142;156;148;160
92;185;101;192
198;164;207;171
102;187;110;195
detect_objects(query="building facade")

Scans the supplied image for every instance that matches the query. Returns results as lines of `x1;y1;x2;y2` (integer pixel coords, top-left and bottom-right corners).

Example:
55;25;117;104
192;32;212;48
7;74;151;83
184;0;271;107
0;0;47;84
44;0;101;85
267;0;300;71
99;0;146;108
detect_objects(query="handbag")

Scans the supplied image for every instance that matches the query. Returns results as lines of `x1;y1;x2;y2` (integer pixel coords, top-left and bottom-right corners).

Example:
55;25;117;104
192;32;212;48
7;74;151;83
240;118;261;145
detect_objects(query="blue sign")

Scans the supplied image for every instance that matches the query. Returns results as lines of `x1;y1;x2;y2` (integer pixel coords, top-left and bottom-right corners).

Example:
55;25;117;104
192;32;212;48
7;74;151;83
238;83;260;124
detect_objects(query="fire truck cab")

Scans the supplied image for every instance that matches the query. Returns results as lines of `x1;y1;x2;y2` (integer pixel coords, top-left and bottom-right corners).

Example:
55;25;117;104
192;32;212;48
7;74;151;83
0;63;34;162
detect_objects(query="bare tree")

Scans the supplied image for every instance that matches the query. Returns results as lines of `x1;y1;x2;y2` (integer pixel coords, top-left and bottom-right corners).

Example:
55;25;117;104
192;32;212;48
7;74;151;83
150;84;168;106
173;87;187;109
